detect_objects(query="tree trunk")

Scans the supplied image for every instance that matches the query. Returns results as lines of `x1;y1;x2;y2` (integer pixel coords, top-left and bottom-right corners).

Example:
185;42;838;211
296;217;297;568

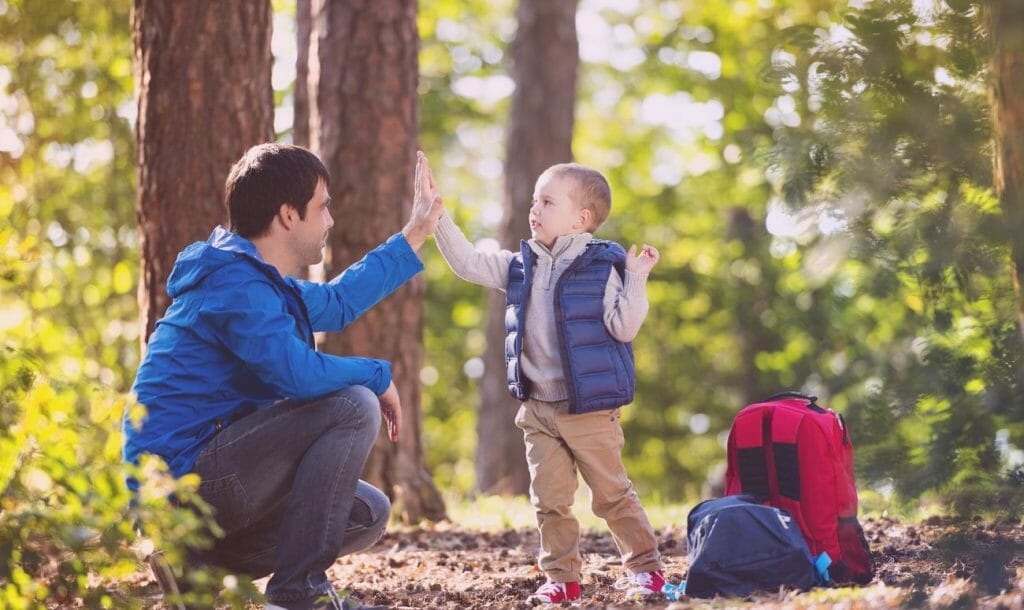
294;0;311;148
476;0;580;496
309;0;445;523
987;1;1024;342
133;0;273;344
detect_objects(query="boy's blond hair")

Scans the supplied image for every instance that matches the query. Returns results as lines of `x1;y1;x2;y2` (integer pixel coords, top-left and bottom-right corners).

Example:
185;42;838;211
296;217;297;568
539;163;611;232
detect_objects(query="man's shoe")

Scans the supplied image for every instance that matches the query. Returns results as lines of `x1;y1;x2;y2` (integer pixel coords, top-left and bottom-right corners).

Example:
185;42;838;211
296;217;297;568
148;550;187;610
265;588;386;610
614;569;666;598
526;580;581;604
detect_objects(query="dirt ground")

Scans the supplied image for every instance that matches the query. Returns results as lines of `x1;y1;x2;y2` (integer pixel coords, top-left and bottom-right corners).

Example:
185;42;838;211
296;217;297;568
123;514;1024;608
270;515;1024;609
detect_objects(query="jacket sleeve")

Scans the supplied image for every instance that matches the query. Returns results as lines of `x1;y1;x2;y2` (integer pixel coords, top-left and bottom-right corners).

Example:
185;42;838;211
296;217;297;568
433;211;513;291
295;232;424;332
602;267;650;342
201;281;392;397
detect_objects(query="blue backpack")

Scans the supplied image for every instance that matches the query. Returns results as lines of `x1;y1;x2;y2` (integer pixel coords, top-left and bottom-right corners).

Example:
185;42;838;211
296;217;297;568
685;494;822;598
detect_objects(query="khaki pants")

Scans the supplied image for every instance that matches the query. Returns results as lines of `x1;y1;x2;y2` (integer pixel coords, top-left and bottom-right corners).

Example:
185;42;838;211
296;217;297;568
515;399;662;582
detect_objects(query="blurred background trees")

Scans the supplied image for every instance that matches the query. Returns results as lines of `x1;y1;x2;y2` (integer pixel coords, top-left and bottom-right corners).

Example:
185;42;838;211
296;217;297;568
766;0;1024;513
3;0;1024;603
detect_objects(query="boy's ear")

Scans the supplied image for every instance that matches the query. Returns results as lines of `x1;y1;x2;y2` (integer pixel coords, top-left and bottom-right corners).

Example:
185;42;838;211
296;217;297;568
577;207;593;231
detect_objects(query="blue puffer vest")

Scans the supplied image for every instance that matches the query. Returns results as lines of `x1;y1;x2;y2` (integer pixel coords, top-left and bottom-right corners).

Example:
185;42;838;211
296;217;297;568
505;239;636;414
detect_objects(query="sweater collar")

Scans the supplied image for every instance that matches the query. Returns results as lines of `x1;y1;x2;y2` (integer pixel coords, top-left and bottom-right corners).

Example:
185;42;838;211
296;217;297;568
528;232;593;260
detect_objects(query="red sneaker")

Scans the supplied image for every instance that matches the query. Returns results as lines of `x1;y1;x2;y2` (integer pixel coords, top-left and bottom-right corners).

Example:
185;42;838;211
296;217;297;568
615;569;666;598
527;580;582;604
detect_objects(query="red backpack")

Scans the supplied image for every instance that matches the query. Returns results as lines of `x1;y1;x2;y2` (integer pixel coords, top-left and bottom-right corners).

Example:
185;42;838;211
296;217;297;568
724;392;873;584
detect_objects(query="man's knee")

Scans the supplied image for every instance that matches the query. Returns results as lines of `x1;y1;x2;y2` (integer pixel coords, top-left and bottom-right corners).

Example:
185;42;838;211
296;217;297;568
339;482;391;555
357;484;391;535
324;385;381;431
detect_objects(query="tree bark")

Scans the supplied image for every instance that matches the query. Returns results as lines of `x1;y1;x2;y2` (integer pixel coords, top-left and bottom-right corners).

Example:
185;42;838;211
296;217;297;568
294;0;311;148
310;0;445;523
476;0;580;496
133;0;273;344
987;1;1024;342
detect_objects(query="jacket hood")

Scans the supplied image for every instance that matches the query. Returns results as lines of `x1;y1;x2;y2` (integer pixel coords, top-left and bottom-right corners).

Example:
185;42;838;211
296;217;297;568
166;226;265;298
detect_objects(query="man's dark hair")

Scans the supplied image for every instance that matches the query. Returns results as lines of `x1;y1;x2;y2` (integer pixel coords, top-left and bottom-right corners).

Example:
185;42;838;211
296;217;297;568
225;143;331;238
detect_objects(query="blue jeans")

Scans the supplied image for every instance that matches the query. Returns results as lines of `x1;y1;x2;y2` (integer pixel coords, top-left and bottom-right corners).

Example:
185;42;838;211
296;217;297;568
192;386;389;605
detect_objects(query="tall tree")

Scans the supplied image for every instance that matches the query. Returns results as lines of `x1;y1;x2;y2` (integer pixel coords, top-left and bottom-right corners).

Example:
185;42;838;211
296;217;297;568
987;0;1024;341
476;0;580;495
133;0;274;342
309;0;445;522
294;0;311;148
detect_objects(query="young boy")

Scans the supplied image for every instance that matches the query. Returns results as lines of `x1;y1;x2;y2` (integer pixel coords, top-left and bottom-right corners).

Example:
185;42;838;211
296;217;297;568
432;162;664;603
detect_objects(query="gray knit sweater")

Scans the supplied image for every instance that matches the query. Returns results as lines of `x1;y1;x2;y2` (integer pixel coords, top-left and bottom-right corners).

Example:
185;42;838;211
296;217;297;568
434;212;650;402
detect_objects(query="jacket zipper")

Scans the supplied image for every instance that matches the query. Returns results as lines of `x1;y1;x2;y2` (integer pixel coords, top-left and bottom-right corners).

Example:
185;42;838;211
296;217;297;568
553;253;587;414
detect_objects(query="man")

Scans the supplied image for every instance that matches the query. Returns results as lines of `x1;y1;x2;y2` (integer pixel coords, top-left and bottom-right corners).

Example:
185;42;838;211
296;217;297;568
124;143;443;609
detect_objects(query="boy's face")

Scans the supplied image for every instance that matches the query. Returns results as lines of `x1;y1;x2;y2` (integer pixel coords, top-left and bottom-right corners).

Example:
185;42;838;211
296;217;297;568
529;174;589;248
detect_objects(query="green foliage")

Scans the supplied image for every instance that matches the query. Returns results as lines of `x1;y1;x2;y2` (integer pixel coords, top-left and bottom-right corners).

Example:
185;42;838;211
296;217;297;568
0;353;135;607
0;1;241;605
1;230;237;605
0;0;140;390
768;0;1024;513
1;237;254;604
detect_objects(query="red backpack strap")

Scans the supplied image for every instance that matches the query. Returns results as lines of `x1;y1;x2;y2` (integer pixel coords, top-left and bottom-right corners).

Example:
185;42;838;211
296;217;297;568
770;405;815;552
769;405;804;502
730;407;770;500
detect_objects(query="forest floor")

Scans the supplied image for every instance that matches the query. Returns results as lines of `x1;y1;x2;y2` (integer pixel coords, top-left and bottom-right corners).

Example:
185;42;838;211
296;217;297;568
131;512;1024;609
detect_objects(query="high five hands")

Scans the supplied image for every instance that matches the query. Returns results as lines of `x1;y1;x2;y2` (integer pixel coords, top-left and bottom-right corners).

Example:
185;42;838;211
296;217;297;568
403;151;445;251
626;244;660;274
383;151;444;442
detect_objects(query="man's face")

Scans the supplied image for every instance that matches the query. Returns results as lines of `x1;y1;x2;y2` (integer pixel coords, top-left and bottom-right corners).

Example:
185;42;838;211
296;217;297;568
529;174;586;249
292;179;334;267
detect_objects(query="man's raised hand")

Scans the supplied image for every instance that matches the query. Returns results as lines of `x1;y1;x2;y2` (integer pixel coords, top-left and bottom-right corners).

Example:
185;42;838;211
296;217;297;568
403;151;444;251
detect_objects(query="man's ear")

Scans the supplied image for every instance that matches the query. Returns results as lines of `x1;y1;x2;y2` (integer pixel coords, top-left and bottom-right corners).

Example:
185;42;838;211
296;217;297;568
276;203;298;230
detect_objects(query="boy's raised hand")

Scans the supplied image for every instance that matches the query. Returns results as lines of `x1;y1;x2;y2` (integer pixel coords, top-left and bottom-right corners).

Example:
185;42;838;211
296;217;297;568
403;151;445;251
626;244;660;274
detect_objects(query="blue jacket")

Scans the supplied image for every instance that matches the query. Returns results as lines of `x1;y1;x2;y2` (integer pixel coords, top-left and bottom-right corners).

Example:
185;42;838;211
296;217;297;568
505;239;635;414
124;226;423;479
